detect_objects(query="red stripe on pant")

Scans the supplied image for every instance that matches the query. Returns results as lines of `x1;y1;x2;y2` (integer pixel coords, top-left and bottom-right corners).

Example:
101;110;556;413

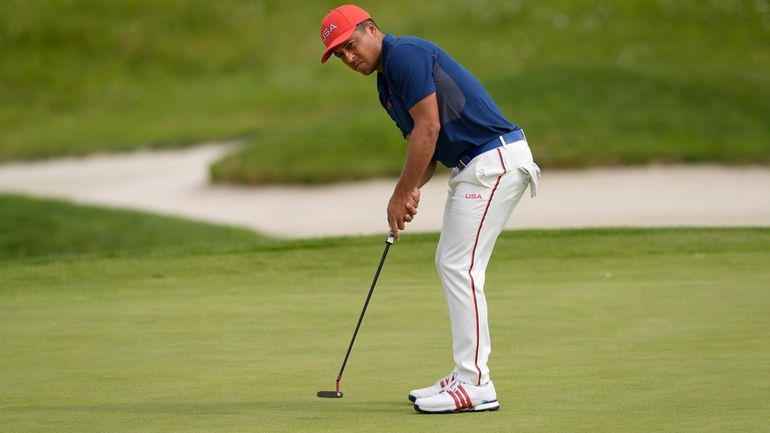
467;147;507;385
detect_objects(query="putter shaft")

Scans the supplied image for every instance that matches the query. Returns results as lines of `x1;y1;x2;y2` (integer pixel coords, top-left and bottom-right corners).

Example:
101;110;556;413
333;233;394;389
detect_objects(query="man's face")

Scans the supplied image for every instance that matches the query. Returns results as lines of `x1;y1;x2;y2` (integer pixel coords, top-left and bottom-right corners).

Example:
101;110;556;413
332;24;381;75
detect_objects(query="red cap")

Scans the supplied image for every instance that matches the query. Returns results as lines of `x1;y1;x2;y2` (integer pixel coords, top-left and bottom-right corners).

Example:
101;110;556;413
319;4;371;63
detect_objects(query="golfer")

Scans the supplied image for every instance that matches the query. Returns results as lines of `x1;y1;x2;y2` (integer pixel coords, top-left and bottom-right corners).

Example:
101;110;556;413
319;4;540;414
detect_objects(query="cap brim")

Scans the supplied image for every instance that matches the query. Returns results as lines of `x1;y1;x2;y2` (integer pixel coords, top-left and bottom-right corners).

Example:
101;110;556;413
320;27;356;63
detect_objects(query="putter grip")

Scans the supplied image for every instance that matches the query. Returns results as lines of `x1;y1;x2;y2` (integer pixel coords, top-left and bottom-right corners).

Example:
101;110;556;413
386;232;395;245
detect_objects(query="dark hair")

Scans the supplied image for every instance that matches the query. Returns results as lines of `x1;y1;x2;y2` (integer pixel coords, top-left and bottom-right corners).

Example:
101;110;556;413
355;19;378;32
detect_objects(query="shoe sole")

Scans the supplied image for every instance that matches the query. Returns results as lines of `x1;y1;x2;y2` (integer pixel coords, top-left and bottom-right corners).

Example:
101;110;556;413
414;400;500;414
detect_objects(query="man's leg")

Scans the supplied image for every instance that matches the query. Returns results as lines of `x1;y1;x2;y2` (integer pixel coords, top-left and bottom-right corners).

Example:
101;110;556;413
435;141;536;385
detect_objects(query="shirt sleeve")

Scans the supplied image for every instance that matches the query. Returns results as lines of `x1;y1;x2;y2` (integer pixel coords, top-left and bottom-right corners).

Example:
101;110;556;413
385;43;436;110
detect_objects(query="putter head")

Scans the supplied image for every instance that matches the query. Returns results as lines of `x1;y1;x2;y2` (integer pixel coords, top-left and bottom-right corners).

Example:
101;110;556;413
317;390;343;398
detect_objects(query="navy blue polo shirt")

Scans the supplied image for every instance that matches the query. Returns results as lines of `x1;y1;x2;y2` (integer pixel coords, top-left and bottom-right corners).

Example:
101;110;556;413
376;34;518;168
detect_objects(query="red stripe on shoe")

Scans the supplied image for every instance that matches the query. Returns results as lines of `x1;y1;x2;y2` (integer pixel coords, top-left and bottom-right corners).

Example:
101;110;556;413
455;388;468;409
467;148;508;385
447;390;462;411
458;385;473;409
454;388;468;410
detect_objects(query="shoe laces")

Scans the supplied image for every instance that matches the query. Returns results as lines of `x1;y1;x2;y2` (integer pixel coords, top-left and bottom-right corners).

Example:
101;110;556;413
439;372;456;389
443;379;462;393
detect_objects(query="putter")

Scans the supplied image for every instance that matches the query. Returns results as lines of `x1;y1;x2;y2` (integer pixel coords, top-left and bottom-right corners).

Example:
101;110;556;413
317;232;396;398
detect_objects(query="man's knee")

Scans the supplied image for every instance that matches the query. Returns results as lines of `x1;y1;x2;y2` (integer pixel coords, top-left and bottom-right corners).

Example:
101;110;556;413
435;247;468;278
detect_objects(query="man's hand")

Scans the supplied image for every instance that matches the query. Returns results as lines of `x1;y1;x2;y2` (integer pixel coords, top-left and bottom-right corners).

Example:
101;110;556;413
387;191;410;241
388;188;421;240
405;188;420;221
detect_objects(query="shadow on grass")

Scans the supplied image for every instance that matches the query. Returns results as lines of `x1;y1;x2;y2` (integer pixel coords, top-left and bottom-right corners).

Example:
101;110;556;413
2;399;414;416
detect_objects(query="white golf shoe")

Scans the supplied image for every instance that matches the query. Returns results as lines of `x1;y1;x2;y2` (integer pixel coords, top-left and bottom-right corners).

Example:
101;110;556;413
408;372;455;403
413;379;499;414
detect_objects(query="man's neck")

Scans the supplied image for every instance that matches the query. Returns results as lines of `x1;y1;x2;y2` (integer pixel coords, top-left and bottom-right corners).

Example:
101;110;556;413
374;31;386;73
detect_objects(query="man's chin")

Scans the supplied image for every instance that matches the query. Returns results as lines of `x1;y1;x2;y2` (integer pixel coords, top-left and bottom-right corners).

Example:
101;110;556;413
353;63;375;76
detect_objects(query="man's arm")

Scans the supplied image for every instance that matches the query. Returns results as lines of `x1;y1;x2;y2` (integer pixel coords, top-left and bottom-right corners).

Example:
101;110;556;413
402;158;437;223
419;159;438;188
388;92;440;239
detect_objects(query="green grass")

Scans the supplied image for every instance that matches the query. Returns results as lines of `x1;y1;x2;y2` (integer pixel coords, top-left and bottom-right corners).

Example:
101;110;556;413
1;228;768;432
0;194;266;259
1;1;769;183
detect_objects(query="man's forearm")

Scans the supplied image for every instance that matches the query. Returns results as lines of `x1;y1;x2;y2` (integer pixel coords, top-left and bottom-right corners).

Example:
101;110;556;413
394;125;438;197
418;160;438;188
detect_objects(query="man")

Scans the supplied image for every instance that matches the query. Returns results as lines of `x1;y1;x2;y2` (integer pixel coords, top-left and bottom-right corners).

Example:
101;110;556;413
319;5;540;414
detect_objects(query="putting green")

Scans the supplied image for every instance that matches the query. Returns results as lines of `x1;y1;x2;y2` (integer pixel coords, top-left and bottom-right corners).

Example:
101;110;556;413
1;229;768;432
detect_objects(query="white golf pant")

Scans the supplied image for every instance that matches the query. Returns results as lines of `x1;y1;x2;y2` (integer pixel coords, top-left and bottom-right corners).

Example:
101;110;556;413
436;137;539;386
